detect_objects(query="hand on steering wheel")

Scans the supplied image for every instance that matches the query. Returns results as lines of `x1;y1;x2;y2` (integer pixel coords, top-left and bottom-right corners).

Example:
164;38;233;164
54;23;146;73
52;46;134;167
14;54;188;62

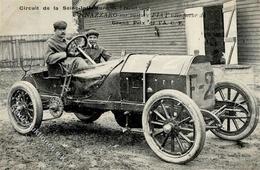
66;35;85;57
66;35;96;65
67;46;80;57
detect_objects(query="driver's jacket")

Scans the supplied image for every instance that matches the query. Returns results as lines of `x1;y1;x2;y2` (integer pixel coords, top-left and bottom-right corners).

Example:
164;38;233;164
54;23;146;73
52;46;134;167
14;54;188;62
45;35;88;74
45;35;67;65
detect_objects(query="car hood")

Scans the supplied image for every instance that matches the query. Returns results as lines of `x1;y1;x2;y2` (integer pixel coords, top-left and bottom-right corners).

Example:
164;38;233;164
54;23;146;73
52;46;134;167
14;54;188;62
121;54;196;75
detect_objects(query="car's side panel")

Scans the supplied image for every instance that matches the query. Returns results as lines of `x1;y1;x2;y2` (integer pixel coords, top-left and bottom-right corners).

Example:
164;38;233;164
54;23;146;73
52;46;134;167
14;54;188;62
188;62;215;110
146;74;187;100
120;73;187;103
121;73;143;102
22;71;63;96
88;61;123;101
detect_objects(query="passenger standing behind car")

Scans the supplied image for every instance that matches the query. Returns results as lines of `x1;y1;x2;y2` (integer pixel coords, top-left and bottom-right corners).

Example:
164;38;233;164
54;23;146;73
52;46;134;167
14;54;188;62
45;20;89;74
83;29;112;63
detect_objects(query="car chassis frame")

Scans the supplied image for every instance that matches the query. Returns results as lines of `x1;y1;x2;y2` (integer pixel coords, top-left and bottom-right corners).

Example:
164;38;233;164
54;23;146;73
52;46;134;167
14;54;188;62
7;35;259;164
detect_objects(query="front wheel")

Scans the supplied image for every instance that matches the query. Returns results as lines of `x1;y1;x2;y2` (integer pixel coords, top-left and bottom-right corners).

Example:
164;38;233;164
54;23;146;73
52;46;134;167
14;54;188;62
142;90;206;164
211;79;259;141
7;81;43;135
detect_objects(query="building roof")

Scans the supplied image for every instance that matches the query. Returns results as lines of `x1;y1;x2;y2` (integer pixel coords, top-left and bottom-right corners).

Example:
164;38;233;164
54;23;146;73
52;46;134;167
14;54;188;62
96;0;123;5
76;0;98;8
75;0;123;8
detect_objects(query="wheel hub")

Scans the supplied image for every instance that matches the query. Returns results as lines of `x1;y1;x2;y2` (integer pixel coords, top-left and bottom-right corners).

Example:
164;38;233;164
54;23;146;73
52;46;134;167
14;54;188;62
49;97;64;118
163;123;173;133
16;105;24;111
163;119;179;134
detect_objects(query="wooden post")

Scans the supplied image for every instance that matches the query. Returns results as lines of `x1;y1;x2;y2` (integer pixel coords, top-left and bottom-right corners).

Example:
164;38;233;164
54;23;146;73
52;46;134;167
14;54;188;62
15;39;22;67
10;36;16;61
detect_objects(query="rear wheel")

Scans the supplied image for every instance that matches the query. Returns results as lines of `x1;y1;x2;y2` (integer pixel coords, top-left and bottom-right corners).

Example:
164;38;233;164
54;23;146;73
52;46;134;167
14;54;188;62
211;80;259;140
7;81;43;134
142;90;206;164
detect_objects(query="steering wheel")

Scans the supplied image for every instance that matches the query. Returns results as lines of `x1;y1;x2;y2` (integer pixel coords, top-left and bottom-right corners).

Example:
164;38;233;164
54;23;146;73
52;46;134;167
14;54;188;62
66;35;96;65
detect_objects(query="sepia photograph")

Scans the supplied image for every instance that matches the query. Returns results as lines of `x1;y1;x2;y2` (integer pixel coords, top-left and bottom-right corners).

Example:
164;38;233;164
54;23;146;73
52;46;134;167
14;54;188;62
0;0;260;169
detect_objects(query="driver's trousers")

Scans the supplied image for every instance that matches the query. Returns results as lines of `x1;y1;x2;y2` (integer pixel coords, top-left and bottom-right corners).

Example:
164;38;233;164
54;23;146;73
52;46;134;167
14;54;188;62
45;35;89;75
48;57;89;76
62;57;90;73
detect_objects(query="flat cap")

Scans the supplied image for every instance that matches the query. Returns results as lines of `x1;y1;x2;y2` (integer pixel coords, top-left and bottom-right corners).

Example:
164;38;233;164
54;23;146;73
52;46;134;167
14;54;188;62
53;20;67;30
86;29;99;37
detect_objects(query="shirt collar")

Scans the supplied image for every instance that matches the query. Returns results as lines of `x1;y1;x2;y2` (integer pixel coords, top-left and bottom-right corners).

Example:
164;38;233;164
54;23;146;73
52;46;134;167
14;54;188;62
54;35;66;43
87;43;97;49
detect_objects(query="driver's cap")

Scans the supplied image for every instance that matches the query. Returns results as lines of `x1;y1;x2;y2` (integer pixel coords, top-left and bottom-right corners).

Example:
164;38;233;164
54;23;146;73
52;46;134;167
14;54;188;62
53;20;67;30
85;29;99;37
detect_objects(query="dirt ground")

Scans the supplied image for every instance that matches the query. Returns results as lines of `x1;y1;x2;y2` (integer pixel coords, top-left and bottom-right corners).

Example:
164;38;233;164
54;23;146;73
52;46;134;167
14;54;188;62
0;69;260;170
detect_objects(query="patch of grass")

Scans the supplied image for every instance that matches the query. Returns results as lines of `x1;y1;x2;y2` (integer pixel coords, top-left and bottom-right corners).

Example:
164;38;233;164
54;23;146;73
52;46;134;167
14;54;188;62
0;70;23;101
0;67;44;102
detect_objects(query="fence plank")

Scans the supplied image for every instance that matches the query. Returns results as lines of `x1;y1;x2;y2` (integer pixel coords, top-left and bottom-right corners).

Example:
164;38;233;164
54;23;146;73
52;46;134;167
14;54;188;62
0;34;78;68
0;34;53;68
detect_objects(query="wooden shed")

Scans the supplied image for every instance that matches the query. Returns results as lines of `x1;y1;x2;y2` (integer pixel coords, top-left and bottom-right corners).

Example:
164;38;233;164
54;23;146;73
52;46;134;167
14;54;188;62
74;0;260;65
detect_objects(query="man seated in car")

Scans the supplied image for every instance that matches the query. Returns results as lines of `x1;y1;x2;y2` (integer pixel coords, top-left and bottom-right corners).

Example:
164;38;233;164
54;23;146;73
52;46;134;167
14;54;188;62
45;20;89;75
83;29;112;63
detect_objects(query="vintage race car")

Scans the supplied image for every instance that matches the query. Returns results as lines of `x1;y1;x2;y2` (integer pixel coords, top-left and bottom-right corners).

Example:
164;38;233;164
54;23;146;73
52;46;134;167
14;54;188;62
7;35;259;164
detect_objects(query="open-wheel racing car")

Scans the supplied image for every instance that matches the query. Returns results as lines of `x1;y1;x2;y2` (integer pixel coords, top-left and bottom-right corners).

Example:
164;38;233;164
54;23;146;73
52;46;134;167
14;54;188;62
7;35;259;164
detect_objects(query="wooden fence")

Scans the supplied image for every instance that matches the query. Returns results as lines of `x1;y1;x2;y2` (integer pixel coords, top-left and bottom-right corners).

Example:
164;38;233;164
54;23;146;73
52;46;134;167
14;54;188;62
0;34;53;68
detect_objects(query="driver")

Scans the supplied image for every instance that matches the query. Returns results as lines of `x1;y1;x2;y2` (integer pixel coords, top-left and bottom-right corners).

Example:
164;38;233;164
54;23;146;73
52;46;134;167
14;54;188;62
45;20;89;74
83;29;112;63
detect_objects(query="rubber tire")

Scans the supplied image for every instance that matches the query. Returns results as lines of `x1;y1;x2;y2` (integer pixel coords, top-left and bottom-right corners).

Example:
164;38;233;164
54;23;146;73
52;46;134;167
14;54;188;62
142;89;206;164
211;79;259;141
7;81;43;135
74;108;102;123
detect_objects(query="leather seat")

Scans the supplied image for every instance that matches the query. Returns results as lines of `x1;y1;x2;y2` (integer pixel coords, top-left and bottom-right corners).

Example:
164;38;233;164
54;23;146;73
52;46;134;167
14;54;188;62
47;64;65;77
